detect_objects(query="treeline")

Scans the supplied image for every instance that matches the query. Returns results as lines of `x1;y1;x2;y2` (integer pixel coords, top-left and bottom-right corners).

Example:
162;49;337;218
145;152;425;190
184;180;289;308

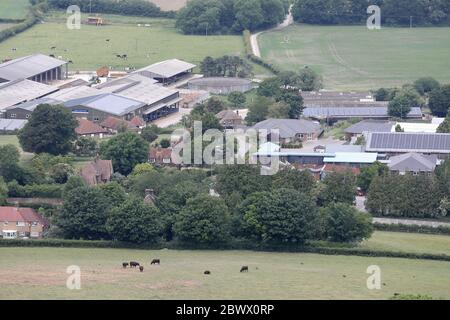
48;0;175;18
0;0;48;43
176;0;290;35
200;56;252;78
292;0;450;26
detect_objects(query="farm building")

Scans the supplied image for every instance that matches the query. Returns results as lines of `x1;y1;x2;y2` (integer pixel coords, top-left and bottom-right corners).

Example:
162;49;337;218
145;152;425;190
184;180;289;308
387;153;437;175
303;106;422;121
3;97;62;120
252;119;323;144
0;79;58;116
344;120;394;138
392;122;440;133
188;77;253;94
134;59;196;85
0;119;27;132
0;207;49;239
301;91;374;104
364;132;450;159
0;54;68;84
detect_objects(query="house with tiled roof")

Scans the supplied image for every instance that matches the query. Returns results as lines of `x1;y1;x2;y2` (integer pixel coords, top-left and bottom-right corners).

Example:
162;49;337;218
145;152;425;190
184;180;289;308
216;110;243;128
130;116;146;128
252;119;323;144
0;206;49;239
149;147;173;165
75;118;109;138
100;116;139;134
80;158;114;186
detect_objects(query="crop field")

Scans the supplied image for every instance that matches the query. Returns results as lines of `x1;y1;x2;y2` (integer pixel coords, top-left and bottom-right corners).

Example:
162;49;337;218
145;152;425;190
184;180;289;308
0;0;29;20
259;24;450;90
0;13;244;71
149;0;187;11
0;246;449;300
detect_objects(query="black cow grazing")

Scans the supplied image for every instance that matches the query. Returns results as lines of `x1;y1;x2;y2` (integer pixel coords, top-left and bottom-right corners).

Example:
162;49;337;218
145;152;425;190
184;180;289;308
68;60;73;64
121;54;128;60
240;266;248;273
122;262;129;268
106;39;110;42
139;266;144;272
130;261;140;268
204;271;211;275
49;54;55;58
151;259;160;265
50;46;56;50
11;48;17;52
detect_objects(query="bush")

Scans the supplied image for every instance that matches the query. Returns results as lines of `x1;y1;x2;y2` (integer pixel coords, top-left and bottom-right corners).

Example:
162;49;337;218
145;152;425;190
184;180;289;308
7;181;63;198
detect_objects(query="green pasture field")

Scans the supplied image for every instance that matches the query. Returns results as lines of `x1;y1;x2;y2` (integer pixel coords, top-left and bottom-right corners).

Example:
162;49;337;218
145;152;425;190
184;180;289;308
259;24;450;90
0;135;33;163
0;12;244;72
0;245;449;300
0;0;29;20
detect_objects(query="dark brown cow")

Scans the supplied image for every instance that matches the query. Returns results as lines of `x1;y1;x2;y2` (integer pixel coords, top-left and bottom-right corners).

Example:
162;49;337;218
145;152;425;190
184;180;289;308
122;262;129;268
240;266;248;273
139;266;144;272
204;270;211;275
151;259;160;265
130;261;140;268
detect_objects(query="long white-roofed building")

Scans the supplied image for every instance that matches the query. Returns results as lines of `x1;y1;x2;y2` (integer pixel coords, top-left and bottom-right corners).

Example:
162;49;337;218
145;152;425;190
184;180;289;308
133;59;196;85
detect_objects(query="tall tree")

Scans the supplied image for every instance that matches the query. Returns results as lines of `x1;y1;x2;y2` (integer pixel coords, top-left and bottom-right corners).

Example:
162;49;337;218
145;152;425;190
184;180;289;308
429;84;450;117
18;104;78;155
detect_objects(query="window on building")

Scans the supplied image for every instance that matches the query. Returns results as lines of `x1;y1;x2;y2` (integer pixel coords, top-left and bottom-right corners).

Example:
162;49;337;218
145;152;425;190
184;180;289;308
10;114;16;118
3;221;8;226
26;114;31;119
16;221;25;227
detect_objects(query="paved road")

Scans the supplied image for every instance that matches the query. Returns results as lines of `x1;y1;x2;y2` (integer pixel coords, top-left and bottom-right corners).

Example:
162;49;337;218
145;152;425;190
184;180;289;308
250;5;294;58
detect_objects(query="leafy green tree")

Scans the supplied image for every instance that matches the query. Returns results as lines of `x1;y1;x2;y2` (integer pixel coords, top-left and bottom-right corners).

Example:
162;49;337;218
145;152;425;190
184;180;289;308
257;77;282;97
278;90;304;119
388;88;424;119
298;67;322;91
173;194;231;244
18;104;78;155
100;132;149;175
49;163;74;184
0;144;22;182
131;163;155;176
97;181;127;208
268;101;290;118
395;124;404;132
0;177;8;205
238;189;320;244
357;162;389;192
228;91;247;108
107;197;162;243
73;137;98;157
205;97;227;114
141;125;160;143
413;77;440;95
323;203;373;243
429;84;450;117
57;186;111;240
437;110;450;133
63;175;85;198
245;96;272;125
200;112;223;133
160;138;171;148
216;164;270;198
272;167;315;195
319;171;357;206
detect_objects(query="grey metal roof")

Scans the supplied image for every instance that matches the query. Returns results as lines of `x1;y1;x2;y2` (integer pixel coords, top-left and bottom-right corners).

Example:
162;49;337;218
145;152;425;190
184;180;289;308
325;144;364;153
0;119;28;131
0;79;59;111
303;107;422;119
345;120;394;134
301;91;373;102
134;59;196;79
388;153;437;172
95;74;178;106
6;97;63;112
252;118;322;138
0;54;67;82
366;132;450;154
48;86;99;101
64;93;145;116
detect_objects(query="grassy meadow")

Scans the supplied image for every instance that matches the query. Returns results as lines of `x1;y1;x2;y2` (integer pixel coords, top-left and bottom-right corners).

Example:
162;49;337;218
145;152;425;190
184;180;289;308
0;0;30;20
259;24;450;90
0;12;244;71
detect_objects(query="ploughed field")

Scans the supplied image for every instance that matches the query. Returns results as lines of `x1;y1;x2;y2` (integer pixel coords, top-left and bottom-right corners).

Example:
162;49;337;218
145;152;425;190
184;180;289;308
259;24;450;90
1;232;450;300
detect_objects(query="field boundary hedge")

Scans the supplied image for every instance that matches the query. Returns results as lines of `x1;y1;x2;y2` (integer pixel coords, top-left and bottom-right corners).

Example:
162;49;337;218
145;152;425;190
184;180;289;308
0;0;48;44
1;238;450;262
243;30;280;75
374;223;450;236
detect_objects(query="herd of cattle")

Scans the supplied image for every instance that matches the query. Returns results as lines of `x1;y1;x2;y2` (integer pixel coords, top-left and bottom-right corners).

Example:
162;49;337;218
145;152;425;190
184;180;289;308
122;259;249;274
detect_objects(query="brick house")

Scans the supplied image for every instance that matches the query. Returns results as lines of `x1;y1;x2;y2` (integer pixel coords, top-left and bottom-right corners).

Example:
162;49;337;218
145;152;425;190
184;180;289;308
149;147;173;165
80;158;114;186
75;118;109;138
0;206;49;239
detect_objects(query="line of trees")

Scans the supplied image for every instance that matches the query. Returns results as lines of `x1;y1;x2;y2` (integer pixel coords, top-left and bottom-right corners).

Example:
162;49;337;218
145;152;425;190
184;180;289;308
200;55;253;78
48;0;175;18
176;0;290;34
292;0;450;26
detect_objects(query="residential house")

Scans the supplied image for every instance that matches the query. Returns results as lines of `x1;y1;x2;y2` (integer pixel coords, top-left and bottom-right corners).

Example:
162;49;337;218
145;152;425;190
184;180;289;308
344;120;394;139
0;206;49;239
252;119;323;144
80;158;114;186
149;147;173;165
216;110;243;129
388;153;437;175
100;116;138;134
75;118;109;138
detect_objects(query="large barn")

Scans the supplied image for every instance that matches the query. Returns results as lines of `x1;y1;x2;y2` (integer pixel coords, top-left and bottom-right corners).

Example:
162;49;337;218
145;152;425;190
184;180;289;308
133;59;196;85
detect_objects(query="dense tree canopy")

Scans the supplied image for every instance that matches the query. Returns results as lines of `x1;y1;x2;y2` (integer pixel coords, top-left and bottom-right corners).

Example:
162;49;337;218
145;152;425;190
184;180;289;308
100;132;149;175
176;0;288;34
319;171;357;206
429;84;450;117
437;110;450;133
388;87;424;119
18;104;78;155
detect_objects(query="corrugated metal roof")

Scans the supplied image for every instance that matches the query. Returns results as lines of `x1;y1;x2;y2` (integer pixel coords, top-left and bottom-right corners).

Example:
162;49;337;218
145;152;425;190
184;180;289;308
0;119;28;131
303;107;422;119
48;86;99;101
0;54;67;81
64;93;145;116
301;91;373;102
323;152;378;164
134;59;196;79
0;79;58;111
388;153;437;172
6;97;62;112
366;132;450;153
345;120;394;134
392;122;439;133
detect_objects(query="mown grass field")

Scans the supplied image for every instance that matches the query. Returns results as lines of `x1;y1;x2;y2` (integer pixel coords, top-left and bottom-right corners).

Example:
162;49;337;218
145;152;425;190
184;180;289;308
0;0;29;20
259;24;450;90
0;12;244;71
1;231;450;300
